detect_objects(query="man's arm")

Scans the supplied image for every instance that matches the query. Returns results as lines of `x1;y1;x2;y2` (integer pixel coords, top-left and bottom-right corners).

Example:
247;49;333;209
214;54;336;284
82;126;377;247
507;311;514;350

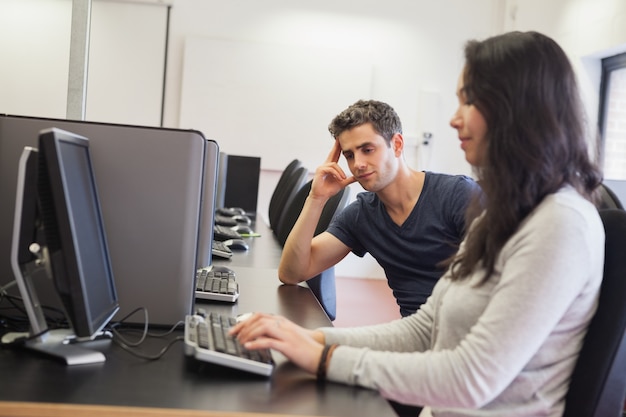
278;140;355;284
278;195;351;284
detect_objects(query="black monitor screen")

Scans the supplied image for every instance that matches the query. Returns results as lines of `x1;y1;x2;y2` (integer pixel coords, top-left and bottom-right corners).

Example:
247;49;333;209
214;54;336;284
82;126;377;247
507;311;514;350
38;128;119;339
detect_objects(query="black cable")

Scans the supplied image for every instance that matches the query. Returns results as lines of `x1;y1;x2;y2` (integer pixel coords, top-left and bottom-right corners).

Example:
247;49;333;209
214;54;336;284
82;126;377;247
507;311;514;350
109;307;150;347
0;280;17;295
107;306;185;361
113;322;184;339
0;292;67;331
111;334;184;361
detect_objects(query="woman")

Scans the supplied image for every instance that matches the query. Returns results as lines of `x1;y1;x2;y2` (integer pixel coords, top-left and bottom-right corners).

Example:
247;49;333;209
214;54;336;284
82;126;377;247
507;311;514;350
231;31;605;416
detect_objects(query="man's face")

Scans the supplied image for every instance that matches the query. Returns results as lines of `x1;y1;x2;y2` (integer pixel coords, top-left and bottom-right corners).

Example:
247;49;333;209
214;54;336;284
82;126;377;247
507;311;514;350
337;123;401;192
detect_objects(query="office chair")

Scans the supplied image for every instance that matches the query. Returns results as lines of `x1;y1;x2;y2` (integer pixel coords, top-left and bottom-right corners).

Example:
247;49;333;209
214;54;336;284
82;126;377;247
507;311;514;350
597;183;624;210
268;161;307;230
275;180;350;246
562;209;626;417
275;179;351;320
306;268;338;321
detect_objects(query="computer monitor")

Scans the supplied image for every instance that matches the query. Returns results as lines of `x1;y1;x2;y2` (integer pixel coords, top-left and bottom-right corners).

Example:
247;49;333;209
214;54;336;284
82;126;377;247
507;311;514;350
222;154;261;215
215;151;229;210
3;128;119;365
196;139;220;269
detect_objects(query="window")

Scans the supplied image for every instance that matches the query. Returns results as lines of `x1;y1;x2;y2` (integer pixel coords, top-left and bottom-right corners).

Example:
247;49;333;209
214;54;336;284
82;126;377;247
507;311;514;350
599;53;626;180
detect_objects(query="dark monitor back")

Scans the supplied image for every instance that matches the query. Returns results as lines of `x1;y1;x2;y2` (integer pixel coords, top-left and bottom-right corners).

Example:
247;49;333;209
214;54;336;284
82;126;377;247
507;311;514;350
0;114;210;327
222;154;261;214
214;152;229;210
196;140;220;269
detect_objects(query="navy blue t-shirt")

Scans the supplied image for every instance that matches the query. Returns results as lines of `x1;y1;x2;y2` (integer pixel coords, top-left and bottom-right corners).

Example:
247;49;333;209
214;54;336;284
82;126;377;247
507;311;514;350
326;172;480;316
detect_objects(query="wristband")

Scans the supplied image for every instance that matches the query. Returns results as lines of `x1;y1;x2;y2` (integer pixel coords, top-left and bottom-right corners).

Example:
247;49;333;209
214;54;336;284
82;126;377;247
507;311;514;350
317;344;338;380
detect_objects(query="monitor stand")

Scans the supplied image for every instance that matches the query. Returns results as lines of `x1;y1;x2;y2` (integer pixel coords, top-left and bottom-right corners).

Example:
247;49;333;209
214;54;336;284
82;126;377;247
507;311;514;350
2;328;110;366
2;245;111;366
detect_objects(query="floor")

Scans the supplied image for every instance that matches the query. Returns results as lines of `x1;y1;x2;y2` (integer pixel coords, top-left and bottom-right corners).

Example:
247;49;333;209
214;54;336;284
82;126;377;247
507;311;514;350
333;276;401;327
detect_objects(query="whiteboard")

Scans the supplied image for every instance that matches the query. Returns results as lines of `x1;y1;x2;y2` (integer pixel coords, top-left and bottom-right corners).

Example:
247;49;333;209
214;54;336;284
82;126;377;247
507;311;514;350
179;37;373;171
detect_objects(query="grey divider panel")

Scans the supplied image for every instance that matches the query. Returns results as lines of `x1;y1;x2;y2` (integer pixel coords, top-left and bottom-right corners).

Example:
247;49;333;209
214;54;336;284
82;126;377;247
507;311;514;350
0;114;209;327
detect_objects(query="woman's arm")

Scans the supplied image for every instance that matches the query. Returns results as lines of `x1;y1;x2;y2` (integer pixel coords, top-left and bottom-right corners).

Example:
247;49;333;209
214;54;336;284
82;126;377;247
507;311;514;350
323;196;604;409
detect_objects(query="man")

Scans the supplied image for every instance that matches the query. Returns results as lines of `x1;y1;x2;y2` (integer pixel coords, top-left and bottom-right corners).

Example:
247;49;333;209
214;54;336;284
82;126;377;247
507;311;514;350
278;100;480;316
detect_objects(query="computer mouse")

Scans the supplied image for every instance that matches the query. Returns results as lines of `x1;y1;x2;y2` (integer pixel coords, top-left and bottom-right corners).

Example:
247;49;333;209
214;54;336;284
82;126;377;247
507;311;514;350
223;239;249;251
232;215;252;225
231;225;254;235
236;312;254;323
215;214;238;227
216;206;246;216
211;265;235;274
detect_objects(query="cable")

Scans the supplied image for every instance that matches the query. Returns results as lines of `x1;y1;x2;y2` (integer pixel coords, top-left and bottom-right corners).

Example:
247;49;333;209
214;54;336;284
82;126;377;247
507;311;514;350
111;334;184;361
109;307;150;347
0;280;17;295
108;307;185;361
0;292;67;332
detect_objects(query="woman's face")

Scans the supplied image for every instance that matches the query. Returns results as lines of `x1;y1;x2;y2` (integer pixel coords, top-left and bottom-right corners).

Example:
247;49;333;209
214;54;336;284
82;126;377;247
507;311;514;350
450;69;488;167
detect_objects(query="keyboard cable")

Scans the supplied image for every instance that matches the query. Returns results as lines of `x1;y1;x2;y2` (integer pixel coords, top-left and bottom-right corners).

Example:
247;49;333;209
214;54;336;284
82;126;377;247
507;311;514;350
109;307;184;361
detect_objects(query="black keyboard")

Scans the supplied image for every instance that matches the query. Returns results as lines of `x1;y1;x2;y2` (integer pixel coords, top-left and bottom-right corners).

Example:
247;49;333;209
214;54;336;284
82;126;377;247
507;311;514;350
212;241;232;259
195;266;239;302
184;313;274;376
213;224;242;241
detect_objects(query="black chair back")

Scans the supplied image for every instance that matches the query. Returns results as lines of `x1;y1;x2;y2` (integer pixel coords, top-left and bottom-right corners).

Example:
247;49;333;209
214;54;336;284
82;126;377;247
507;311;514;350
268;164;308;231
563;209;626;417
275;180;350;246
597;183;624;210
268;159;303;229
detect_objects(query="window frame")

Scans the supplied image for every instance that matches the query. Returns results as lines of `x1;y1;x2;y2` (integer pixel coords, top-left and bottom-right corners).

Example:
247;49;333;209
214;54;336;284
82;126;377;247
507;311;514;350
598;52;626;176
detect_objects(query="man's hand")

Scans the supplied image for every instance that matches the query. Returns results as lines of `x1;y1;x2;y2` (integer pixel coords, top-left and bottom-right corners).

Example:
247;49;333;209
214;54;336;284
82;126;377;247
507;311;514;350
277;140;355;285
310;140;357;201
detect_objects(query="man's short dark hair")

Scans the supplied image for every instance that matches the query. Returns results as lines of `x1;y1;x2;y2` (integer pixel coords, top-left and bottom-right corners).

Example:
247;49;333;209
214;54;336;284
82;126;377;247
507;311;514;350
328;99;402;143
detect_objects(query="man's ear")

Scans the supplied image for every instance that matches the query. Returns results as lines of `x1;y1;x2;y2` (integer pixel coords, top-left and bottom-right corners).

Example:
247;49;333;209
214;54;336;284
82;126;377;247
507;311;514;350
391;134;404;156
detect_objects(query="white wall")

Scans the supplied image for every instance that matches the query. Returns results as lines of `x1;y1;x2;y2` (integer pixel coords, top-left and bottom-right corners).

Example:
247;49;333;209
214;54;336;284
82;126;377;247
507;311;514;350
164;0;503;178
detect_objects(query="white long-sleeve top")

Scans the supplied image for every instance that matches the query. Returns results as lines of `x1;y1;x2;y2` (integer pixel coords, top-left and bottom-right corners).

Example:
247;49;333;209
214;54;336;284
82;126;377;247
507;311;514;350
322;186;605;416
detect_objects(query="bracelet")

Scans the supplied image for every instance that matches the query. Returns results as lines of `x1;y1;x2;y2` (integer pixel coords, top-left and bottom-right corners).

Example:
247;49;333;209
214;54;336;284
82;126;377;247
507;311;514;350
317;344;338;380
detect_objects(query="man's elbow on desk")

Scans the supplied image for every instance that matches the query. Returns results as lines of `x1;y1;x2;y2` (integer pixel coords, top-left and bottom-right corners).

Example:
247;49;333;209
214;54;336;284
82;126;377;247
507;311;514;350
277;268;307;285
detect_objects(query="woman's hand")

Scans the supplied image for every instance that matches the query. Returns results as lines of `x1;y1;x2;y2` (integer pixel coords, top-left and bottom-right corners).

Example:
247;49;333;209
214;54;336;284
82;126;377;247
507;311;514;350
230;313;326;374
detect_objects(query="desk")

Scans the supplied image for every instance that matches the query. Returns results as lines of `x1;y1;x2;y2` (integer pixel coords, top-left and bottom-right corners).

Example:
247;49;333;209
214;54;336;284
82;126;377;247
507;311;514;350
215;218;283;269
0;219;396;417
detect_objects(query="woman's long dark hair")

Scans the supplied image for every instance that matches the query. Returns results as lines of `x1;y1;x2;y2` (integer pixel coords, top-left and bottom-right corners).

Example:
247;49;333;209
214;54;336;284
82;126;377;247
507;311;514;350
449;31;602;283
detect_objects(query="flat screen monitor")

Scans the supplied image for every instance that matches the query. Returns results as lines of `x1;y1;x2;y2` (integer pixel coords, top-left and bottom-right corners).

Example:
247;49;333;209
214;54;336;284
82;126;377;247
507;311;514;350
215;151;229;210
222;154;261;215
3;128;119;365
196;139;220;269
